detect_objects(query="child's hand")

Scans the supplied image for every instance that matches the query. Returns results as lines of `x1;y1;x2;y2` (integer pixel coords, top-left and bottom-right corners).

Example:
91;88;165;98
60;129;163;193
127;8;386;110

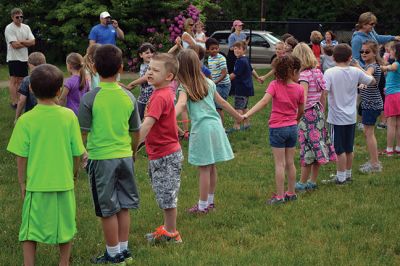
132;152;137;162
19;183;26;200
242;113;248;120
81;151;88;169
358;84;367;90
257;77;264;84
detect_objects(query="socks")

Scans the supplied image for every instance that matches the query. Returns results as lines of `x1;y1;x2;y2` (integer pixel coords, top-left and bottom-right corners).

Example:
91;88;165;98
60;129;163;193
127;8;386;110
207;194;214;205
387;147;394;152
120;241;128;252
198;200;208;211
396;146;400;152
345;169;352;179
336;171;346;182
106;244;120;258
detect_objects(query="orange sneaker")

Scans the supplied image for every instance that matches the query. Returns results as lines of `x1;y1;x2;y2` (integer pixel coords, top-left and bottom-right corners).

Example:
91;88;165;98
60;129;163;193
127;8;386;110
145;225;182;244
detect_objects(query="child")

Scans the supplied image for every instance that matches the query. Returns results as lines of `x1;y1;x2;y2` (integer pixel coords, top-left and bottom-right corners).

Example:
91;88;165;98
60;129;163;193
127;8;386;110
7;64;85;266
228;40;262;131
323;44;375;184
78;45;141;264
194;20;206;48
243;55;304;204
60;53;89;115
380;42;400;156
175;49;242;212
15;52;46;122
357;41;384;172
259;41;286;83
309;31;323;65
138;53;183;243
292;43;336;191
188;44;212;78
284;36;298;54
206;37;231;124
83;43;101;90
127;43;156;120
320;45;336;73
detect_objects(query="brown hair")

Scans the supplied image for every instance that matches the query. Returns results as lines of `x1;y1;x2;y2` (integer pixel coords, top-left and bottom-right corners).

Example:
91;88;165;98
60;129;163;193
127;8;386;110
281;33;293;42
30;64;64;99
310;31;323;44
11;8;22;17
94;44;123;78
84;44;101;77
333;43;352;63
390;41;400;61
323;46;334;56
292;42;319;69
355;12;377;30
272;55;299;82
362;40;384;65
66;53;86;91
188;44;206;61
177;49;208;102
152;53;179;80
233;40;247;50
325;30;336;40
285;37;298;50
28;52;46;66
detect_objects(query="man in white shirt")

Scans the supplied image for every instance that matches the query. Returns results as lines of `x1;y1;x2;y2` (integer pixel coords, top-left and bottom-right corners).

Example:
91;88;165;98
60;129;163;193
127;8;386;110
4;8;35;108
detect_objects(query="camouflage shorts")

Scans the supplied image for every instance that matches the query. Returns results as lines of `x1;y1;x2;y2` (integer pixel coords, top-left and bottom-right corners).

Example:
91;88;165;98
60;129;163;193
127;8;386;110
148;150;183;209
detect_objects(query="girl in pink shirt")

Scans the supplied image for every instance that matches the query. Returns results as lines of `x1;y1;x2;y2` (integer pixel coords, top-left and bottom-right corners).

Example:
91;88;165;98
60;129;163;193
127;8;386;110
244;55;304;205
292;43;336;191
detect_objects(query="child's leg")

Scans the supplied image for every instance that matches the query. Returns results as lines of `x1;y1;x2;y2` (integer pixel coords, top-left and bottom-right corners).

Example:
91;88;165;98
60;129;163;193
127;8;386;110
364;125;379;165
300;165;311;183
23;241;36;266
396;116;400;149
209;164;218;194
164;208;177;233
386;116;396;150
116;209;130;244
285;147;296;194
272;148;286;196
336;153;347;172
59;242;72;266
310;163;320;183
101;215;119;247
198;165;212;210
345;152;354;176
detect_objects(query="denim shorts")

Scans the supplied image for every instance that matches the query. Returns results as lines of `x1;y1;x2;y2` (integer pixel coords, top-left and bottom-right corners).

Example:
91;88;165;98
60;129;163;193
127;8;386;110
361;109;381;126
269;125;298;148
234;96;249;110
215;83;231;109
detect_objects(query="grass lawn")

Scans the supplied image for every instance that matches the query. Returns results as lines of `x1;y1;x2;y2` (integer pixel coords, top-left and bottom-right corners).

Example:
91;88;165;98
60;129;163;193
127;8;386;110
1;70;400;265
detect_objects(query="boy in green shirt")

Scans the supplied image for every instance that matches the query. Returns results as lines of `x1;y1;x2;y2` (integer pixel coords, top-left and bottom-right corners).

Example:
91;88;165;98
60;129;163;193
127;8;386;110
78;44;141;265
7;64;85;266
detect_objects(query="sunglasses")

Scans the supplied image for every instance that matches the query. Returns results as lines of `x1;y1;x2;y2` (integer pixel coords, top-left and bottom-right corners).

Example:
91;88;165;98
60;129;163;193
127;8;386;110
360;50;371;55
189;24;194;26
15;15;24;19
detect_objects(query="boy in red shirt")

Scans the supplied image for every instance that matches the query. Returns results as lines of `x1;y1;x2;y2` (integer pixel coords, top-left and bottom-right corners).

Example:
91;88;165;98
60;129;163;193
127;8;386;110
138;53;183;243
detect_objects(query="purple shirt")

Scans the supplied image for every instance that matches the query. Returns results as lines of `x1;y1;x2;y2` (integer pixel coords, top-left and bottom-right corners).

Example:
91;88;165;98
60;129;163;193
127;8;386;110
64;75;89;115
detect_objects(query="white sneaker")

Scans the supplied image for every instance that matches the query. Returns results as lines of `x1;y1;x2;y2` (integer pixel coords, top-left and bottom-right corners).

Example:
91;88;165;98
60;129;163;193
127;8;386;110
359;162;382;173
357;122;364;131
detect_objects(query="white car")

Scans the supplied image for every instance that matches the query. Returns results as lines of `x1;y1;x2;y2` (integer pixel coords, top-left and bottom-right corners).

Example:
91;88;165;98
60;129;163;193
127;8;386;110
209;30;281;63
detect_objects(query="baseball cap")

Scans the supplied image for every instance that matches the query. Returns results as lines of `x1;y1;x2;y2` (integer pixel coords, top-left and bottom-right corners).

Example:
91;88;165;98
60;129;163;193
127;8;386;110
100;11;111;19
233;20;244;27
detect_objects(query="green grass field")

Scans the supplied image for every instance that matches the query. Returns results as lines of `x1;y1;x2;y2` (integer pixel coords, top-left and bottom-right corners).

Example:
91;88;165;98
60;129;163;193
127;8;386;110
1;71;400;265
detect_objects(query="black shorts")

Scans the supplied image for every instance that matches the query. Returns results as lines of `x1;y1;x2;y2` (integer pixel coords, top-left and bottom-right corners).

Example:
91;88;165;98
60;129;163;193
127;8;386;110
331;124;356;155
8;60;28;77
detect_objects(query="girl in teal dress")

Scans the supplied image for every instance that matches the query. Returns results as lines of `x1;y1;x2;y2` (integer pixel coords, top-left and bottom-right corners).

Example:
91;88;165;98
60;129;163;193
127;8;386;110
175;49;242;213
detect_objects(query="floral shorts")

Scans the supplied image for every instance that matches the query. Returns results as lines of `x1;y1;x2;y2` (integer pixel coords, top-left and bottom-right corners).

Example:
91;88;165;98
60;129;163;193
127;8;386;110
298;104;336;166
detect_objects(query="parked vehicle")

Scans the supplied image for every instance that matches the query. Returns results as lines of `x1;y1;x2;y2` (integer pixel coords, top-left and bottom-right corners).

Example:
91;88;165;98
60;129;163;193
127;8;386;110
209;30;281;63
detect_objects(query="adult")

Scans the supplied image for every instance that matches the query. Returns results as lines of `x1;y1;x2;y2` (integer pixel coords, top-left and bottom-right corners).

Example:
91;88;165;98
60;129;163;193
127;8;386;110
320;30;338;48
88;11;124;46
227;20;247;74
4;8;35;109
181;18;196;49
351;12;400;66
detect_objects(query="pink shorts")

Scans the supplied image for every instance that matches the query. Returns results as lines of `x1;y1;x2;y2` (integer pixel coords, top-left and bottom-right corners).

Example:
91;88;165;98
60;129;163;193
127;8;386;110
384;92;400;117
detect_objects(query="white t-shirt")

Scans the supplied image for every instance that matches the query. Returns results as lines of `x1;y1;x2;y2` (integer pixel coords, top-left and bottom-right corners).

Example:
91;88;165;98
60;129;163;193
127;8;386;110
4;22;35;62
324;66;373;125
195;32;206;48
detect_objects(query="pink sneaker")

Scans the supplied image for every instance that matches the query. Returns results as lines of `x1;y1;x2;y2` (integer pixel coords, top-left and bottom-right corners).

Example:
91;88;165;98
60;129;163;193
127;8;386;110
208;203;215;210
188;204;208;214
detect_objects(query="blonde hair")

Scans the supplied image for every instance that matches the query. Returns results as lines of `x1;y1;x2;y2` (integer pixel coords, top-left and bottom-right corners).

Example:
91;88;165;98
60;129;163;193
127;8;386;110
152;53;179;80
28;52;46;66
356;12;377;30
84;44;101;76
362;40;384;65
310;31;323;44
292;42;319;69
177;49;208;102
184;18;195;37
66;52;86;91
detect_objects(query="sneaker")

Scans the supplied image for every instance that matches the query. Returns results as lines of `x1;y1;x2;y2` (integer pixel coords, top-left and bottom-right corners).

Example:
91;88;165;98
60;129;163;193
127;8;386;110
357;122;364;131
379;149;394;157
359;162;382;173
305;181;318;190
121;250;133;265
208;203;215;210
188;204;208;214
376;123;387;129
321;175;347;185
295;181;307;192
284;191;297;201
91;251;126;265
145;225;182;244
266;193;285;205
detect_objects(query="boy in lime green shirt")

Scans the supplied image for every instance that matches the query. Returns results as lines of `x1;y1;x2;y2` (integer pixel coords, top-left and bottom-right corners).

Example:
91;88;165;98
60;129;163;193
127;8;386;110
7;64;85;266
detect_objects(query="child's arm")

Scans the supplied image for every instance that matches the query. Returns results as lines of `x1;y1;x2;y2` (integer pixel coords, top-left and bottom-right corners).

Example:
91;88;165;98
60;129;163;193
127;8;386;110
131;131;140;161
320;91;327;111
168;37;183;54
252;69;263;83
59;87;69;106
73;156;81;180
214;68;227;84
259;69;274;83
138;117;156;144
297;103;305;122
243;92;272;119
15;95;27;123
381;62;399;72
299;81;309;107
229;73;236;80
175;90;188;117
127;75;148;90
214;91;243;123
16;156;27;199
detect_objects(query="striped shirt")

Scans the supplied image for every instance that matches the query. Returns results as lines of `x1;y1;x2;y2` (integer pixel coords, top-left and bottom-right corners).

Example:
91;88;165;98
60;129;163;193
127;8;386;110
207;53;230;85
299;68;326;110
360;63;383;110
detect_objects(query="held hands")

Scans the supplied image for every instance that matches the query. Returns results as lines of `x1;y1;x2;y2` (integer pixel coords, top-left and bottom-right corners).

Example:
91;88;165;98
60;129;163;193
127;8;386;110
257;77;264;84
81;151;88;168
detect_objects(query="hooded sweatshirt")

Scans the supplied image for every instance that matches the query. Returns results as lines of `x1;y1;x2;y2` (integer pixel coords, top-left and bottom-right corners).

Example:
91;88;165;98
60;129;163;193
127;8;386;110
351;29;395;67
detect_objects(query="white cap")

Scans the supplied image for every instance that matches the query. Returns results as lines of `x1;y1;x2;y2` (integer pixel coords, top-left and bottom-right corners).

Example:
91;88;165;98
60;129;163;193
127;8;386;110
100;11;111;19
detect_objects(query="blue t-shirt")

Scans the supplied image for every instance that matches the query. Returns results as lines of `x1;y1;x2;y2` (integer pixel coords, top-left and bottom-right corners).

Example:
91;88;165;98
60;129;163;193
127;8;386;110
385;61;400;95
228;32;247;48
88;24;117;45
233;56;254;96
201;65;211;77
18;76;37;112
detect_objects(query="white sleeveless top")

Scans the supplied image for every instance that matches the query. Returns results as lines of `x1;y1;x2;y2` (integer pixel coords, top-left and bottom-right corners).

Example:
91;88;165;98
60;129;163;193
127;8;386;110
182;32;196;49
